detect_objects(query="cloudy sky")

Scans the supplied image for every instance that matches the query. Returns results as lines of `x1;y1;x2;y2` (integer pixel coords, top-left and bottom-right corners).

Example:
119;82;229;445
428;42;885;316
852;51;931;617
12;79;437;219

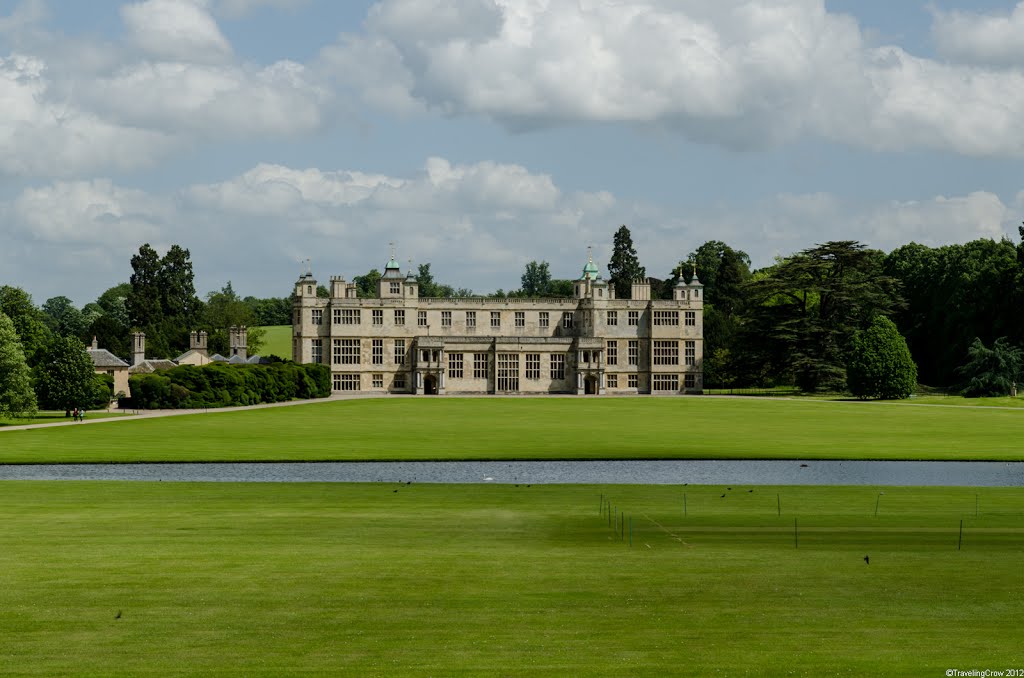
2;0;1023;305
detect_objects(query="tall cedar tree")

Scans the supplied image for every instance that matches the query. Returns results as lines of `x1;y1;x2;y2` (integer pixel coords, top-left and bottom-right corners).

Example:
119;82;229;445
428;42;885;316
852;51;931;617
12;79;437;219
126;244;163;330
126;244;203;357
743;241;901;392
0;311;37;417
607;225;645;300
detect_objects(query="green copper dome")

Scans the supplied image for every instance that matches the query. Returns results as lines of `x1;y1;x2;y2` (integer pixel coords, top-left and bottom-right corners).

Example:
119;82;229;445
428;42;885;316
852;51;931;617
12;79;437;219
583;260;599;275
385;257;400;270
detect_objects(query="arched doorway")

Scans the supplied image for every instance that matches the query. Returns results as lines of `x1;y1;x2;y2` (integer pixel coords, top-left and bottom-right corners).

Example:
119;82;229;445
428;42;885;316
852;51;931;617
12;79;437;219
584;376;598;395
424;375;438;395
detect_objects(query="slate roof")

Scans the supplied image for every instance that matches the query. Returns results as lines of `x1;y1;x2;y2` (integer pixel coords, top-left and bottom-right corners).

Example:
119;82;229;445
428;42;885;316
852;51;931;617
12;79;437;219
86;348;129;369
129;359;177;374
209;353;228;362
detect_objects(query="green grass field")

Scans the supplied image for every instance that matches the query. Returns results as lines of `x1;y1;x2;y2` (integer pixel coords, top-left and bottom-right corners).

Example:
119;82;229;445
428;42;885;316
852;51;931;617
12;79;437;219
256;325;292;359
3;397;1024;463
1;482;1020;676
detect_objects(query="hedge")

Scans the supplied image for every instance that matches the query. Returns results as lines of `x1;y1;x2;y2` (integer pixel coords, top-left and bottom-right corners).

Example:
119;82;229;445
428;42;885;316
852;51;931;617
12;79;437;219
126;361;330;409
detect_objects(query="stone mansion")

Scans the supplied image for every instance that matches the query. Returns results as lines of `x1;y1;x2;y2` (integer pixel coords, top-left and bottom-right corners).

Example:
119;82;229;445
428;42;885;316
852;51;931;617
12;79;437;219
292;252;703;395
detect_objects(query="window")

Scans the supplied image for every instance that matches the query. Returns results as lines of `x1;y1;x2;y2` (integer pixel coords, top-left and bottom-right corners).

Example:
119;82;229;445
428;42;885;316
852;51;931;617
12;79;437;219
448;353;464;378
653;311;679;326
372;309;383;326
372;373;384;388
442;311;452;327
628;374;638;388
311;309;323;325
306;285;312;295
421;350;430;363
372;339;383;365
497;353;519;391
607;341;618;366
333;374;361;391
684;374;696;389
607;374;618;388
525;353;540;379
562;312;574;329
550;353;565;380
628;310;639;326
653;374;679;391
390;282;401;294
628;340;639;365
515;311;525;328
466;311;476;328
418;311;428;327
393;375;406;389
294;309;300;324
539;311;549;328
654;340;679;365
582;351;591;364
394;309;405;326
685;340;696;366
336;339;360;365
311;339;322;364
394;339;405;365
338;309;360;325
490;311;501;328
607;310;618;326
473;353;488;379
685;311;696;327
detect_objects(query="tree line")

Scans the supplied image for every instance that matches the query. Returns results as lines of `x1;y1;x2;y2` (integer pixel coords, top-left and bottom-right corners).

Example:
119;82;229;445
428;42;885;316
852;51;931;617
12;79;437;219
4;227;1024;418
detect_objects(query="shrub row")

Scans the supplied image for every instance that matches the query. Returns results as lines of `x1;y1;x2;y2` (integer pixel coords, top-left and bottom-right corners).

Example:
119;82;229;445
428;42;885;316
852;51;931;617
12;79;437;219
126;361;330;409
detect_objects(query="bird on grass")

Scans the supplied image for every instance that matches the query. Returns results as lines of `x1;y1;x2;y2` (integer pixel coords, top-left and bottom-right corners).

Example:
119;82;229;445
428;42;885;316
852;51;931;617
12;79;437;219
720;494;726;498
748;489;754;493
115;610;122;619
864;555;870;565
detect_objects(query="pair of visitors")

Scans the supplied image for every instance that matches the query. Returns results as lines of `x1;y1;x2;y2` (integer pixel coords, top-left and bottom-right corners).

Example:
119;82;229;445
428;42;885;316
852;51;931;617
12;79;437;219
72;408;87;422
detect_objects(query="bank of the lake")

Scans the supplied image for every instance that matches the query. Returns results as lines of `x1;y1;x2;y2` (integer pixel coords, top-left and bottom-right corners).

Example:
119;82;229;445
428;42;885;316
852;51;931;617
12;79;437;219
1;481;1021;676
2;397;1024;463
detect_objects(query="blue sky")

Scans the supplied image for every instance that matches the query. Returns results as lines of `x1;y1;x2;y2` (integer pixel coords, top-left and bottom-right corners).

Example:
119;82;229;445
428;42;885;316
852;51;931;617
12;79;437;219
2;0;1023;305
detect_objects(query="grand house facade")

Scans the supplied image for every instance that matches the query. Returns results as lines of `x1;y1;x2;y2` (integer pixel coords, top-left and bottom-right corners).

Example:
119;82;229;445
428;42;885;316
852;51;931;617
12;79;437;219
292;252;704;395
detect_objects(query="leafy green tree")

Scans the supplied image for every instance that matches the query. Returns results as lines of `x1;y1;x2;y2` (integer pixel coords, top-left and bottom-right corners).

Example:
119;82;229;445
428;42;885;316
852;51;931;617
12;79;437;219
846;316;918;399
0;286;51;365
0;312;37;418
743;241;901;392
415;264;462;297
607;225;645;300
354;269;383;298
521;261;552;296
243;296;292;326
884;238;1020;386
42;296;88;339
33;335;99;414
957;337;1023;397
204;282;265;355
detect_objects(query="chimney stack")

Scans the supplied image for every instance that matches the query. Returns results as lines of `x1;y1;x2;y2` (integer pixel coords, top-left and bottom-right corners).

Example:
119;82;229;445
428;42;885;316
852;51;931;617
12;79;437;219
131;332;146;366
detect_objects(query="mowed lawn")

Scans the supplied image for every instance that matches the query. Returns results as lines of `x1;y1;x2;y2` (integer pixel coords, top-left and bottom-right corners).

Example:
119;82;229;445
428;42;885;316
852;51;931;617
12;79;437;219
256;325;292;359
3;397;1024;463
0;482;1021;676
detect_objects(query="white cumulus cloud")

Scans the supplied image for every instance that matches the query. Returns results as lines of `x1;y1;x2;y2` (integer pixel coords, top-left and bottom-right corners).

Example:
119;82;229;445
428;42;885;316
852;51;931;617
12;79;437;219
932;2;1024;68
122;0;233;64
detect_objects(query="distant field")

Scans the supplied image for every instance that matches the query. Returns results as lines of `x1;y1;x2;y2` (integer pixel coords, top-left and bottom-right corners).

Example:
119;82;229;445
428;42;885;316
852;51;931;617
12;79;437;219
1;482;1020;676
256;325;291;359
3;397;1024;463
